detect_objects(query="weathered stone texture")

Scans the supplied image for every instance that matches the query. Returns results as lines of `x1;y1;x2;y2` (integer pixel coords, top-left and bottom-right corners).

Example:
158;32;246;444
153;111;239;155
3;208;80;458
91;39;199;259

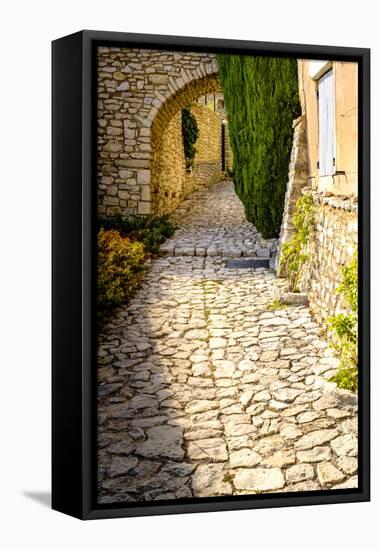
153;105;224;215
305;196;358;324
97;47;220;218
97;182;358;503
276;115;309;276
277;115;358;324
184;105;224;201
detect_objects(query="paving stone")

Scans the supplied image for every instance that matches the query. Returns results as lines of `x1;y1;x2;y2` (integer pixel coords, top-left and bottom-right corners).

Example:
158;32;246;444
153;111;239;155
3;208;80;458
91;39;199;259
317;462;346;486
297;411;320;424
136;425;184;459
213;360;236;378
253;390;271;402
98;180;358;503
234;468;285;491
295;429;339;450
108;456;139;478
185;400;218;414
336;456;358;475
297;446;332;463
272;388;304;403
262;450;296;468
192;464;233;497
187;438;228;461
229;449;262;468
330;434;358;457
286;464;314;483
333;476;358;489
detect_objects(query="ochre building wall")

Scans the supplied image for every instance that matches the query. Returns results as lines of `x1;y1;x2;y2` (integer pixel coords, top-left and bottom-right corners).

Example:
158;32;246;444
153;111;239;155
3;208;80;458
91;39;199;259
278;60;358;325
298;60;358;197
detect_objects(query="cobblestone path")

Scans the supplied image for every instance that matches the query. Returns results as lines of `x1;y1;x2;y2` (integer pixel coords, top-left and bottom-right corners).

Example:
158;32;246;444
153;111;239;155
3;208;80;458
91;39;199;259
97;180;358;504
161;180;277;258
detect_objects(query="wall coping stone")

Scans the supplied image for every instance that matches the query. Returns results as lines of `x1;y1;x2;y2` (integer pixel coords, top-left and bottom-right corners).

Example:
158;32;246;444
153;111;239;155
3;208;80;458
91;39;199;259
312;191;358;213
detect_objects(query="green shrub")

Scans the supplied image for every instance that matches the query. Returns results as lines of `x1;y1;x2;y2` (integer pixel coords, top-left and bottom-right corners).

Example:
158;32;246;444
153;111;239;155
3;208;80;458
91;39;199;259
217;54;300;238
99;214;176;254
280;193;315;291
226;167;235;179
328;252;358;392
182;107;199;172
97;228;147;311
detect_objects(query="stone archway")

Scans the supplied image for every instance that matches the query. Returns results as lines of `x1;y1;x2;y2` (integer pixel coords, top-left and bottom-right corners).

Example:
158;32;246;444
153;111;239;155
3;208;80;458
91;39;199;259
150;72;222;214
97;47;221;218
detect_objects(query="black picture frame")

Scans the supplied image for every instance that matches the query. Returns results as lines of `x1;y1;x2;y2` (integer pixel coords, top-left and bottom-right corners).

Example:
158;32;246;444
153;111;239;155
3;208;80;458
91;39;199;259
52;30;370;520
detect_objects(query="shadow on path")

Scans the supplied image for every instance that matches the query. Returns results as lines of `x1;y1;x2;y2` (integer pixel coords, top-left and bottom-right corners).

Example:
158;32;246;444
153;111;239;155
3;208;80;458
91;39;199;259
97;180;358;504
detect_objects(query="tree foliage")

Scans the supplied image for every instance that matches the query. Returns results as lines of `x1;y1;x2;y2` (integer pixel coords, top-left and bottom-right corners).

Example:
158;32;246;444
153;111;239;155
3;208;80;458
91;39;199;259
99;213;176;254
280;193;315;291
182;107;199;172
97;228;147;311
217;55;300;237
328;252;358;392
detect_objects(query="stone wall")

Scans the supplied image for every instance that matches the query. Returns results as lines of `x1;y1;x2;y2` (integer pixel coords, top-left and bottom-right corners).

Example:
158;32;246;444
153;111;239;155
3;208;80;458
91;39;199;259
153;104;224;215
184;105;223;198
276;115;309;276
97;47;220;218
152;111;183;214
277;115;358;325
303;196;358;324
276;109;358;326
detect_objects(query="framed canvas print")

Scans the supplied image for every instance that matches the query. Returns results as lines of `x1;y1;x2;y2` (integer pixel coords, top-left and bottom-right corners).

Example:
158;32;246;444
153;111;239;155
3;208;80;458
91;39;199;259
52;30;370;520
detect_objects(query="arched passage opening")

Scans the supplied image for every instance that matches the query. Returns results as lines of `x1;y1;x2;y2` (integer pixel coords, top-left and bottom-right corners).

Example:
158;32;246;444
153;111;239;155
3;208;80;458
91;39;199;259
150;72;224;215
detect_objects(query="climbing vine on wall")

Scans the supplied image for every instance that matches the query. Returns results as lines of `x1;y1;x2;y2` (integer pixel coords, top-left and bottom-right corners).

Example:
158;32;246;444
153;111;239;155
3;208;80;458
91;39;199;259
279;193;315;292
328;252;358;392
217;54;300;238
182;107;199;172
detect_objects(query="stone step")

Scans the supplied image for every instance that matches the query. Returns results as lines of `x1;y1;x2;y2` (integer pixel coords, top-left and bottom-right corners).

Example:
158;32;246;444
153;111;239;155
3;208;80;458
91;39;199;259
159;243;271;258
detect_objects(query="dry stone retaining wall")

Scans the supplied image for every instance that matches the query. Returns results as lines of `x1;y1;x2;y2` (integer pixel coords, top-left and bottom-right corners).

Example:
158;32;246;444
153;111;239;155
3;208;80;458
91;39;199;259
304;196;358;324
276;116;309;276
277;116;358;325
97;47;220;218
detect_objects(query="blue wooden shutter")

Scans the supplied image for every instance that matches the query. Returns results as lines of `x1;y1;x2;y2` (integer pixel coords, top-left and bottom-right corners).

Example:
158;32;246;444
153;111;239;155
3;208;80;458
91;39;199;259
318;70;335;176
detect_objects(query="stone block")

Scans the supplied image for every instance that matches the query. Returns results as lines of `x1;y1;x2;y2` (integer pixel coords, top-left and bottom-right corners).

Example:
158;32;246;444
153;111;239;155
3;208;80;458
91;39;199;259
106;126;123;136
120;159;150;169
124;127;135;140
140;185;151;201
104;141;123;153
149;74;168;85
116;81;129;91
137;201;151;215
119;169;133;179
113;71;126;81
137;169;151;185
106;185;118;197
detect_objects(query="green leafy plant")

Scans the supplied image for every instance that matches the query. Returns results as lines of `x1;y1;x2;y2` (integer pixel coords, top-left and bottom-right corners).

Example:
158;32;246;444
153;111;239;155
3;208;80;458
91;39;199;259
97;228;147;311
328;252;358;392
267;299;291;311
99;214;176;254
217;54;300;238
182;107;199;172
280;193;315;292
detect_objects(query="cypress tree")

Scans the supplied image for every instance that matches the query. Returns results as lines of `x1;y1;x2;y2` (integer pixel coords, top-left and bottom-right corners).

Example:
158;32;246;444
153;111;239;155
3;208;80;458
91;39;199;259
217;55;300;238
